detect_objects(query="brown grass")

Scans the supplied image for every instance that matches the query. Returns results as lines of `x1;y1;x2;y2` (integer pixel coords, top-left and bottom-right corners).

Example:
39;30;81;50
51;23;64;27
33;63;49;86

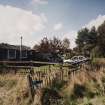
62;66;105;105
0;63;105;105
0;74;30;105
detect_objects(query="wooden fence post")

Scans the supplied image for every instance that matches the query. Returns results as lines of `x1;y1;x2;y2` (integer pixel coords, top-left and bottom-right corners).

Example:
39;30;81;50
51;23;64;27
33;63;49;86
44;77;47;87
27;74;35;102
60;64;63;81
30;68;34;76
71;70;74;80
49;65;51;72
68;70;71;80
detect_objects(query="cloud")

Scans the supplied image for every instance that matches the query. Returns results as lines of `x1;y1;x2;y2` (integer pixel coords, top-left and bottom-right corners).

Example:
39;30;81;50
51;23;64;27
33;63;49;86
63;31;77;49
54;23;63;31
0;5;47;47
32;0;48;4
40;13;48;23
83;15;105;29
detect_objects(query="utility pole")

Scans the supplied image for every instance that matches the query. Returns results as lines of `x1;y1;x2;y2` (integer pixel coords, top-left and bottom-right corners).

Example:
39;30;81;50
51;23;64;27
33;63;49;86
20;36;22;61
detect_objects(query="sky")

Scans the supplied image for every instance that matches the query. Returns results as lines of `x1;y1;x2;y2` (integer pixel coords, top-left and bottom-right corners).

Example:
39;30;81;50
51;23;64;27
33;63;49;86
0;0;105;48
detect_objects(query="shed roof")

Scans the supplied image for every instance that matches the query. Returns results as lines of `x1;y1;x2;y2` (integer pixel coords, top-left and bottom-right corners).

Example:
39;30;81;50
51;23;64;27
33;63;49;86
0;43;30;50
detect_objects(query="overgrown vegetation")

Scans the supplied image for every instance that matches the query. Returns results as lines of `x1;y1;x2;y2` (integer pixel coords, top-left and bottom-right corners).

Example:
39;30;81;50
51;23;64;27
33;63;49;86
39;63;105;105
1;61;105;105
61;66;105;105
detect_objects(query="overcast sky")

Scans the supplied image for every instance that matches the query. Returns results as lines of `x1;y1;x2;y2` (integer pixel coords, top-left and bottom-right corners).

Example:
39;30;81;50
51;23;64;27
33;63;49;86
0;0;105;48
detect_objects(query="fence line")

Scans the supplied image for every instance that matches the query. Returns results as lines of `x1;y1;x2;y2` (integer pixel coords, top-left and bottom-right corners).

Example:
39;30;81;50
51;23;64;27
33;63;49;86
26;63;89;101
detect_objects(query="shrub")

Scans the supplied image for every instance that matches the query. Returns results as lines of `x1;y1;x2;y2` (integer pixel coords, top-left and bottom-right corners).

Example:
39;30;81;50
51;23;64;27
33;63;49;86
71;84;86;99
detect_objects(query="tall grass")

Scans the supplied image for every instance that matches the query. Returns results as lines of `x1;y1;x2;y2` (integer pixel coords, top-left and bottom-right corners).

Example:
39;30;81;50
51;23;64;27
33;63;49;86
0;74;30;105
1;60;105;105
62;66;105;105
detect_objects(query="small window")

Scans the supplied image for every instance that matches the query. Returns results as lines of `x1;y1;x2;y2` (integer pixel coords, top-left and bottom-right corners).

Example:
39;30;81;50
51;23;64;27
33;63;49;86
8;50;16;59
71;56;78;60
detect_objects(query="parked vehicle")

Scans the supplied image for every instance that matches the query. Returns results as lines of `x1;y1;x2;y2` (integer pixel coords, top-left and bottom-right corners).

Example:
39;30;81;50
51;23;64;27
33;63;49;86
63;56;90;64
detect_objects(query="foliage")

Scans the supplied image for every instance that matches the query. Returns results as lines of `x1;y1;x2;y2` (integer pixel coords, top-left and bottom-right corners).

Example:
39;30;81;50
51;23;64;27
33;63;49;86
33;36;70;54
51;79;66;91
76;27;97;57
76;21;105;57
62;38;70;51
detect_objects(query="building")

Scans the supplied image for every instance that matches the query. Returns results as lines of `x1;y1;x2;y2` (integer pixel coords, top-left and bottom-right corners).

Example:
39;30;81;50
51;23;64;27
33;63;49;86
0;43;30;61
0;43;63;63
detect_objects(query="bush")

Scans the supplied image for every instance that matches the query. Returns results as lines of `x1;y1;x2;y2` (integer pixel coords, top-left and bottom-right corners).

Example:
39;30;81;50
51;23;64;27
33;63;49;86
71;84;86;99
51;79;66;91
41;88;62;105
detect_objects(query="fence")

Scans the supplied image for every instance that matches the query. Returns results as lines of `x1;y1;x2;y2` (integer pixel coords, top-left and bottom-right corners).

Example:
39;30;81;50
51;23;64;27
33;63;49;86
0;60;91;102
26;63;87;102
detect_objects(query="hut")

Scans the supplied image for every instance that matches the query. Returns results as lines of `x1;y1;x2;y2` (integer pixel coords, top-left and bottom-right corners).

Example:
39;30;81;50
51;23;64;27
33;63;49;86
0;43;63;63
0;43;30;61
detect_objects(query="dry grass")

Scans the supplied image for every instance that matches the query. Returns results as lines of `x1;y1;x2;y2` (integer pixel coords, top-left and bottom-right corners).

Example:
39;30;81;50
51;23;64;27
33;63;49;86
0;74;30;105
92;58;105;66
62;66;105;105
1;63;105;105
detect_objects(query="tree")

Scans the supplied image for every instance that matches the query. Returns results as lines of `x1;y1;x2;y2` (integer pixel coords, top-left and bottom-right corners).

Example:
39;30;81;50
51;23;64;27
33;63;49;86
88;26;97;46
33;44;39;51
33;37;50;53
97;21;105;56
33;37;70;53
62;38;70;50
50;37;63;53
76;28;89;53
76;27;98;57
97;21;105;47
84;27;97;52
33;36;70;54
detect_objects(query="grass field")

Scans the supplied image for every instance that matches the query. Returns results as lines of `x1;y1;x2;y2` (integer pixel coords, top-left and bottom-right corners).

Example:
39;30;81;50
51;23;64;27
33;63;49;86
0;59;105;105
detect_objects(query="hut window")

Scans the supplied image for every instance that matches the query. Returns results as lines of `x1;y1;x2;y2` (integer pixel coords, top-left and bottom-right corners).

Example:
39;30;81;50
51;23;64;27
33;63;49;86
8;50;16;59
22;50;27;58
